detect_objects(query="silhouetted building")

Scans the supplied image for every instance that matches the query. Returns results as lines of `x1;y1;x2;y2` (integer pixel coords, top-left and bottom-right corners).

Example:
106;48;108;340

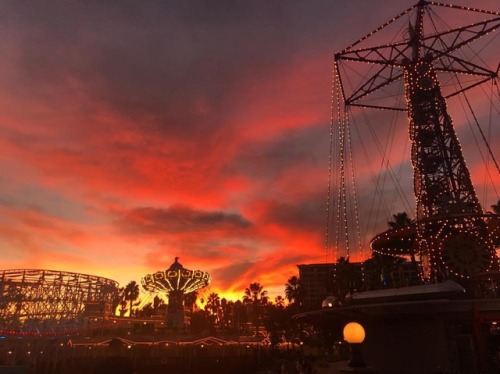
298;263;335;311
298;262;369;310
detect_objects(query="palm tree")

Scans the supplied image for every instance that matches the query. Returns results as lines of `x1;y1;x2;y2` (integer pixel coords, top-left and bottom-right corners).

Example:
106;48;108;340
284;276;301;305
243;282;269;304
388;212;413;229
118;299;128;317
387;211;418;267
232;300;246;332
205;292;220;316
243;282;269;335
219;298;231;331
184;291;198;312
263;302;288;347
153;295;165;314
335;257;357;303
274;295;286;309
139;302;154;317
124;281;140;318
114;287;126;316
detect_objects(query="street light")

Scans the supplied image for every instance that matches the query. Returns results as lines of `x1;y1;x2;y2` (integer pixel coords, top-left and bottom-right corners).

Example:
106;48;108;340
343;322;366;368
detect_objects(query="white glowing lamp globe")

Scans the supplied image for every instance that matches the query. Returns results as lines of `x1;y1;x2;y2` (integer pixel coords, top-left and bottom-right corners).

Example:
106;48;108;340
343;322;365;343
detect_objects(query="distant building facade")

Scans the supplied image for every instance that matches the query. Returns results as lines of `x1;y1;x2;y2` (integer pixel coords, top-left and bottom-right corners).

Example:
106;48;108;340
297;263;336;311
298;260;420;311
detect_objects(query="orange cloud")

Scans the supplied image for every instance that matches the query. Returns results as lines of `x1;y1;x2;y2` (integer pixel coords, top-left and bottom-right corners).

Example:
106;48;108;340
0;0;498;304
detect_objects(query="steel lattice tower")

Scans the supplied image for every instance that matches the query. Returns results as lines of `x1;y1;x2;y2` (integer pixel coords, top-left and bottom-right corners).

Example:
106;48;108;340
334;0;500;281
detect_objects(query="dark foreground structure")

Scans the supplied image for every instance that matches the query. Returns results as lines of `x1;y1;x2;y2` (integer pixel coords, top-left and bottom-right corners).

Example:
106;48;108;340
296;287;500;373
0;335;289;374
297;1;500;373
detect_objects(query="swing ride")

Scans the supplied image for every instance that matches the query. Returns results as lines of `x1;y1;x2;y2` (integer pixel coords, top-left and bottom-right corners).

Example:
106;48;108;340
141;257;211;330
301;2;500;371
329;0;500;284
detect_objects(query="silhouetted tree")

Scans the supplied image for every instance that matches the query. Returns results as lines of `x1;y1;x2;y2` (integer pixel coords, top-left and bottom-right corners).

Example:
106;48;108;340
388;212;413;229
334;257;359;304
124;281;140;317
219;298;233;331
190;310;212;335
491;200;500;215
232;300;247;333
388;211;418;267
274;295;286;309
363;253;407;290
285;275;302;307
111;286;123;316
206;292;220;314
243;282;269;304
205;292;220;328
243;282;269;335
153;295;165;314
115;287;127;317
139;302;154;317
118;299;128;318
263;303;288;347
184;291;198;312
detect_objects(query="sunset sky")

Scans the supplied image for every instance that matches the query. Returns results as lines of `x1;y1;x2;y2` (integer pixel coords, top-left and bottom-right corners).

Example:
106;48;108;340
1;0;499;301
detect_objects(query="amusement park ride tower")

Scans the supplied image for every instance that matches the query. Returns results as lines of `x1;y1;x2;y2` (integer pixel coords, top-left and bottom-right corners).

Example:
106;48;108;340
334;0;500;282
142;257;210;330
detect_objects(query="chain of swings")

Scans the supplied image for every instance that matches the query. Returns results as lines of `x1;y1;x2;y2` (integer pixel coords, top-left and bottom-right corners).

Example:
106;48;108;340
325;61;363;263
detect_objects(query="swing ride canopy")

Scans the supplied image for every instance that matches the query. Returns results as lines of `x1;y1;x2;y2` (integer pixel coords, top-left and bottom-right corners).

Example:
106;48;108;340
141;257;211;295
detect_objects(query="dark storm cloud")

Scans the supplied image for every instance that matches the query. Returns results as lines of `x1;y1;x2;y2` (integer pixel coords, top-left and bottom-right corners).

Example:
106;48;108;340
260;194;325;232
143;238;253;270
1;0;387;151
226;125;328;180
211;260;255;288
117;205;252;235
2;1;339;140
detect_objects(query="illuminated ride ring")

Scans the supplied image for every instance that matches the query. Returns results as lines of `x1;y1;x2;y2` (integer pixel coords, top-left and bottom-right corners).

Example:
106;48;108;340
141;257;210;330
370;213;500;279
0;269;119;332
141;257;211;295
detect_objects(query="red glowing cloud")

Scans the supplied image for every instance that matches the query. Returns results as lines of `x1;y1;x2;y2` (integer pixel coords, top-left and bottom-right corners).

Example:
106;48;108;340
0;0;498;301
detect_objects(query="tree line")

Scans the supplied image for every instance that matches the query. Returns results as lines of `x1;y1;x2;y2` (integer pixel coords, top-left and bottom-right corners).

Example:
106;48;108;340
110;277;304;342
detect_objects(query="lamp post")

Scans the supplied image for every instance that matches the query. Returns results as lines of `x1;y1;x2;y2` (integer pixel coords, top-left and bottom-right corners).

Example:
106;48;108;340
343;322;366;368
